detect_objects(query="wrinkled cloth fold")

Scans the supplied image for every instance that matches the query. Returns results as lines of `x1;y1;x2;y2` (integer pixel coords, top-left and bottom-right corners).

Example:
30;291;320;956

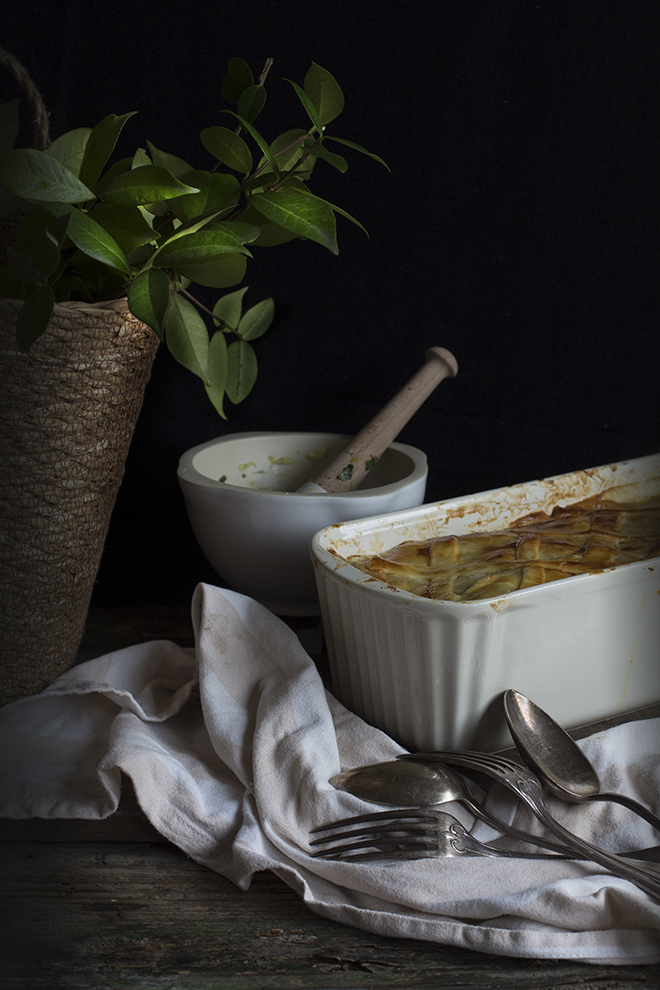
1;583;659;963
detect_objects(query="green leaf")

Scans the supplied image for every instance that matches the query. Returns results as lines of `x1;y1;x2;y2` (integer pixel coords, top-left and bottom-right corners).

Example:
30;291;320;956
212;286;247;329
146;141;193;179
33;200;76;220
93;156;133;195
269;128;312;173
200;126;252;174
237;84;266;124
251;186;338;253
126;268;171;339
241;169;278;195
65;209;133;277
13;204;60;251
79;112;137;190
164;292;209;381
325;198;369;237
53;274;94;303
204;330;229;418
91;202;157;255
0;185;25;220
284;78;323;136
154;217;258;253
66;247;127;296
287;179;370;238
237;297;274;340
304;63;345;126
221;57;253;103
45;128;92;177
251;222;299;246
99;165;201;207
233;202;298;245
46;250;71;290
222;111;279;178
0;149;94;203
311;143;348;173
8;206;65;276
31;227;61;277
167;170;240;222
7;203;65;276
45;211;73;249
226;338;257;404
325;135;390;171
152;227;252;268
6;245;42;283
15;285;55;351
132;147;151;168
0;266;22;298
0;100;20;154
203;220;261;244
173;251;248;289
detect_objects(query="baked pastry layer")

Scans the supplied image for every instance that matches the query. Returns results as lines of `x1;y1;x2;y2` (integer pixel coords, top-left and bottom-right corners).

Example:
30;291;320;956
351;493;660;602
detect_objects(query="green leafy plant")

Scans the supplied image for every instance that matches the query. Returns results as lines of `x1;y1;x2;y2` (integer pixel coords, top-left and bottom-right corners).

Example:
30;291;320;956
0;58;387;416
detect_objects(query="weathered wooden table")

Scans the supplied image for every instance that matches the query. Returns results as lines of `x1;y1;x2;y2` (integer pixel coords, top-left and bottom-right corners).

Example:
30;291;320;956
1;607;659;990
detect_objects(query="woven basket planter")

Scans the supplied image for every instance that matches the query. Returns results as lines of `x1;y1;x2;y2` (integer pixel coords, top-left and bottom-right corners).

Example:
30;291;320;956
0;298;159;705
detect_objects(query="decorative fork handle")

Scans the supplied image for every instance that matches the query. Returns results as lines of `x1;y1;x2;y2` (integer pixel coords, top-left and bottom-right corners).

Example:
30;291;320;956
402;753;660;898
509;774;660;899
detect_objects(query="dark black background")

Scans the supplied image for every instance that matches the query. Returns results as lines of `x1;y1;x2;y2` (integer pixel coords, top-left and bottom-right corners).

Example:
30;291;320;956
4;1;659;606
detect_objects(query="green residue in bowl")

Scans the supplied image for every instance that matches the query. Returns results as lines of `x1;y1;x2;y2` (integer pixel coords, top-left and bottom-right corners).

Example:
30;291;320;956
268;455;298;466
305;447;327;461
239;461;258;472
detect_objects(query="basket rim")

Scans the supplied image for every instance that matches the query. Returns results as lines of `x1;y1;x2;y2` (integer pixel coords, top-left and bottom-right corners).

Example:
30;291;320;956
0;296;131;317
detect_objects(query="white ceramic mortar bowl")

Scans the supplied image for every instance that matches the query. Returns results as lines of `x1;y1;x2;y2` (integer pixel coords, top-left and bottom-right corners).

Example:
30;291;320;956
177;431;428;614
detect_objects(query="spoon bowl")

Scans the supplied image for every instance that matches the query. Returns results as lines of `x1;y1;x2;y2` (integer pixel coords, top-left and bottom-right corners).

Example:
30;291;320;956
331;759;467;807
503;689;660;833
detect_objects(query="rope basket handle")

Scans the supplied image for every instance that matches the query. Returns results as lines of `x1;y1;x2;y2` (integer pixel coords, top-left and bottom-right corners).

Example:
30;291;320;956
0;46;51;149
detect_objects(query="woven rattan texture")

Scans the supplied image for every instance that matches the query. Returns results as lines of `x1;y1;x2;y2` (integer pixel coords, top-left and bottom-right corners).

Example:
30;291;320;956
0;299;159;705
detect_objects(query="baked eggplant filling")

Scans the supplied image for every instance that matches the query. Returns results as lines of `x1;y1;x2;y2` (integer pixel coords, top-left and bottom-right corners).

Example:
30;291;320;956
351;494;660;602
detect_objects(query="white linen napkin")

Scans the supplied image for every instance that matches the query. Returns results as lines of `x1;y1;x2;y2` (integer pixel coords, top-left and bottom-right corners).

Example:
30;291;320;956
1;583;659;964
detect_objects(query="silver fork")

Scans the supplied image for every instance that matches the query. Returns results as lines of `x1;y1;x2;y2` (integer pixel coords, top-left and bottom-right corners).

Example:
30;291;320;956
398;750;660;899
310;808;574;862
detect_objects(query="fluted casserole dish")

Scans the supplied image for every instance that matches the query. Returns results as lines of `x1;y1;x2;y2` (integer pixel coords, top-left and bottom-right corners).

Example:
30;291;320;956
311;454;660;751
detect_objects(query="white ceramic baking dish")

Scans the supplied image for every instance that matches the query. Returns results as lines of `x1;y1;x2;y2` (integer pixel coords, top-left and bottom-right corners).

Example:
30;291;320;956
311;454;660;752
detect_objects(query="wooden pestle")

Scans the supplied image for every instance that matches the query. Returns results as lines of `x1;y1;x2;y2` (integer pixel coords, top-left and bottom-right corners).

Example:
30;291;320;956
300;347;458;493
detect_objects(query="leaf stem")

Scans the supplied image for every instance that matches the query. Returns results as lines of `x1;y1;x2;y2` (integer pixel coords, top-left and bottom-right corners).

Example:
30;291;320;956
242;131;315;191
179;285;238;334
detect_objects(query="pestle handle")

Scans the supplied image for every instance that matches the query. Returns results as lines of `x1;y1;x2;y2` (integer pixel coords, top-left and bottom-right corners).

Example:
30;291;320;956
303;347;458;493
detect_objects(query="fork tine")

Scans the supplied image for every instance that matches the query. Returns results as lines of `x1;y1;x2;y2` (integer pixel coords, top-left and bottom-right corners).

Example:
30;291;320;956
402;750;516;767
311;834;438;858
318;846;438;862
310;820;438;847
311;808;436;835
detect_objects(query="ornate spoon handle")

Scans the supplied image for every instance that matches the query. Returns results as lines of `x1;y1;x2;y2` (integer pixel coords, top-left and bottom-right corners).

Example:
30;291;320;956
584;791;660;833
509;775;660;898
403;753;660;898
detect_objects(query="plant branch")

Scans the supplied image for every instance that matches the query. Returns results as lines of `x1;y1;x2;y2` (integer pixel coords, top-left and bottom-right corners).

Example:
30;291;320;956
230;58;275;143
259;57;274;87
179;285;237;334
242;130;314;189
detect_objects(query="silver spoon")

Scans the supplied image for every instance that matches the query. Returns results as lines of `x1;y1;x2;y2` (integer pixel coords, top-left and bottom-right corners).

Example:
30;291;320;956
503;689;660;833
330;760;582;857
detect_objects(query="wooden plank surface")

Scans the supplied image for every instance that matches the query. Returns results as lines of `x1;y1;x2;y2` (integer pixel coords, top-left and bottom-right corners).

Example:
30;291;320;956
1;607;659;990
3;830;660;990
